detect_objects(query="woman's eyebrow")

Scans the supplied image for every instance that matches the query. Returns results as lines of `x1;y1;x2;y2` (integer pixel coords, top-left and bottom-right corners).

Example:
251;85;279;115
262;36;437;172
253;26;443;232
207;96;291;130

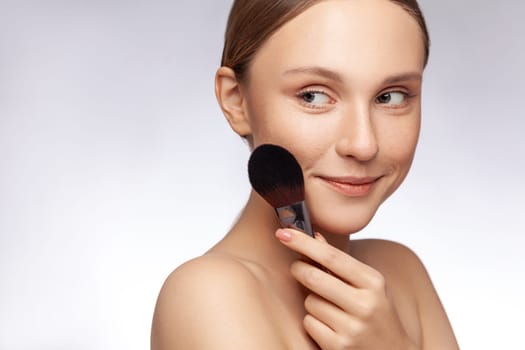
282;67;422;85
282;66;344;84
382;72;422;85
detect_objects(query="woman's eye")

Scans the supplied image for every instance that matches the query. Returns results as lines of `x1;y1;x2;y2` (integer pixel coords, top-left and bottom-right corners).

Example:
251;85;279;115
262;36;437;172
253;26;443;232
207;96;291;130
376;91;407;106
298;90;332;107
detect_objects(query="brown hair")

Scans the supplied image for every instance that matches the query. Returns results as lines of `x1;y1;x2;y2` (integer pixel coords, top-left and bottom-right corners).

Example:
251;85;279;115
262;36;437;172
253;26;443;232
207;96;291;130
221;0;430;81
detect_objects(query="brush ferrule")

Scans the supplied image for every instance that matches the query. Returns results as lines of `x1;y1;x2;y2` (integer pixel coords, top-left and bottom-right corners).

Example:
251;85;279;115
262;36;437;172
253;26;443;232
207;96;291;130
275;201;314;238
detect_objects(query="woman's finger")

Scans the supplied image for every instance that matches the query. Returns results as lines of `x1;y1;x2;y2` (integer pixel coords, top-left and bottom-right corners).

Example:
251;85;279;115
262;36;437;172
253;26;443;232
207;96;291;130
276;228;381;288
304;293;354;333
291;260;368;316
303;313;334;350
304;311;363;350
313;231;327;243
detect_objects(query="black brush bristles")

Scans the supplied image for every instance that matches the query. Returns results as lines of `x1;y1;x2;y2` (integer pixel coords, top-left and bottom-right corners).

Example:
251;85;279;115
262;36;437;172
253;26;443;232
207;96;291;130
248;144;305;208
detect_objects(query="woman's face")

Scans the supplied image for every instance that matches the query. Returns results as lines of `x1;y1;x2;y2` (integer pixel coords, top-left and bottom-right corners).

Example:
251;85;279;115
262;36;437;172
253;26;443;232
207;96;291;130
241;0;425;234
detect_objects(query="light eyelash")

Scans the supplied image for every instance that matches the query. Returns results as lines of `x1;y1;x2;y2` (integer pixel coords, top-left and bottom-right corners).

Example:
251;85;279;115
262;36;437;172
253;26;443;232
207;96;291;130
376;91;418;109
296;89;333;109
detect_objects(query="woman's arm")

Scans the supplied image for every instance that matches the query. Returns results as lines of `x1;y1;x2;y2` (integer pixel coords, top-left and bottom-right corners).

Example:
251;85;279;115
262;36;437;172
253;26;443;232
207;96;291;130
408;249;459;349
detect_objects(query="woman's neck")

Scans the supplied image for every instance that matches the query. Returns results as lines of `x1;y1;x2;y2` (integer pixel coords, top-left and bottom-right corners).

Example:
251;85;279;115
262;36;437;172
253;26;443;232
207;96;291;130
210;191;351;272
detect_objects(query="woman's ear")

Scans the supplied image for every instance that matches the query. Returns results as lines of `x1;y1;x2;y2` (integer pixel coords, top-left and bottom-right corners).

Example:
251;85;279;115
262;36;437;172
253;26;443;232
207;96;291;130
215;67;251;137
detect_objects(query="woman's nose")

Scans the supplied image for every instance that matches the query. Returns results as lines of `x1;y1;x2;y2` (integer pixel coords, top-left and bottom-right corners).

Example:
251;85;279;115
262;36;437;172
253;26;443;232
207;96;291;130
334;105;379;161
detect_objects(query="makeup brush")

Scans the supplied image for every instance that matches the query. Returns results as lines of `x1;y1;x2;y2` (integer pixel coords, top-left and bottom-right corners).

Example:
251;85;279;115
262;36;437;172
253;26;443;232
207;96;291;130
248;144;314;237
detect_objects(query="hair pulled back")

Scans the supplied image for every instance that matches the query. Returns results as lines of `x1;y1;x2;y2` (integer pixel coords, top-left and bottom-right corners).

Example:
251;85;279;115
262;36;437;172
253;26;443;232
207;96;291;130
221;0;430;81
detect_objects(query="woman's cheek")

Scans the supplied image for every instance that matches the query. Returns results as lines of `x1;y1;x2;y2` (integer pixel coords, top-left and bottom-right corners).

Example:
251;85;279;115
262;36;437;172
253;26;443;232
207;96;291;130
380;122;420;196
306;189;381;234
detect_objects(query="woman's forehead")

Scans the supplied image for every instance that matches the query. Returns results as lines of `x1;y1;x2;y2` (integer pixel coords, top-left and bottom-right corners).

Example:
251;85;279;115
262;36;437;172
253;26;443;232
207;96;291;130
249;0;425;81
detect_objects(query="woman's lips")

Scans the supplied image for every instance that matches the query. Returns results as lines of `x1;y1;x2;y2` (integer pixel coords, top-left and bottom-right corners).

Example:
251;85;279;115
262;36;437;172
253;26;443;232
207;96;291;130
319;176;380;197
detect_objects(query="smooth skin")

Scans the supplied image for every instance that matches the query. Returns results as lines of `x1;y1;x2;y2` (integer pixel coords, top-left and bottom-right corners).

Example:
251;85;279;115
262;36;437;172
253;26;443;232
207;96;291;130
152;0;459;349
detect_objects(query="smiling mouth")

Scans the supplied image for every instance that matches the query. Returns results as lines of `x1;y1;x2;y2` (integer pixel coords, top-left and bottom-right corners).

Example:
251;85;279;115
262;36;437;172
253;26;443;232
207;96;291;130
319;176;380;197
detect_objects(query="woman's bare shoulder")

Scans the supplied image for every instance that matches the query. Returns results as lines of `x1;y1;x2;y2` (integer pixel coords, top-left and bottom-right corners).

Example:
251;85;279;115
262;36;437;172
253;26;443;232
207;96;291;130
349;238;441;308
151;254;287;350
349;238;424;281
350;238;459;349
349;238;418;260
158;253;262;293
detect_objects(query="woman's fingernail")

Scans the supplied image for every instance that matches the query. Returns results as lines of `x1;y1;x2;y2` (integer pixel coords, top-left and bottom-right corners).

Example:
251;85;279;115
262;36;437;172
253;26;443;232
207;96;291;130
314;232;327;242
276;229;293;242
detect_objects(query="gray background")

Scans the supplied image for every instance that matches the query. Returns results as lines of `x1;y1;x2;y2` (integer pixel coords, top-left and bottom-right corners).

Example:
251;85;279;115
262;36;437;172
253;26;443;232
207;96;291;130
0;0;523;349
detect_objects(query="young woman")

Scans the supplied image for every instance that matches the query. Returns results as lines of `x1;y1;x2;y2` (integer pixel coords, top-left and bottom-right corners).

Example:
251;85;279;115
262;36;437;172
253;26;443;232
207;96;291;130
152;0;459;349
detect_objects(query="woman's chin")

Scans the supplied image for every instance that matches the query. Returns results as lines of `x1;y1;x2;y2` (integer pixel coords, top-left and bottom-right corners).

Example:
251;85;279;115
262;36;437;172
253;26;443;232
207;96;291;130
305;183;387;236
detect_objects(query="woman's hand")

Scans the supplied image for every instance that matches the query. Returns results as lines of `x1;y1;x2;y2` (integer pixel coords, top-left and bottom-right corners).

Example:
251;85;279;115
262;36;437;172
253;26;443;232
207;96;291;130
275;228;418;350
